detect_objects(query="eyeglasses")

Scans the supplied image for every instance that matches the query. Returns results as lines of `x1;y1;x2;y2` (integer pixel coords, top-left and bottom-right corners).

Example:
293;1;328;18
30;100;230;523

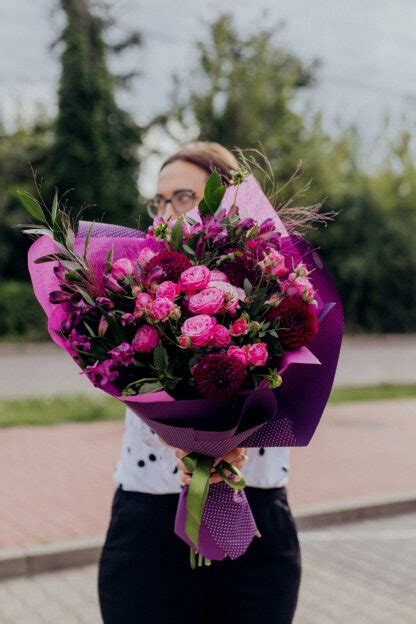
146;189;197;218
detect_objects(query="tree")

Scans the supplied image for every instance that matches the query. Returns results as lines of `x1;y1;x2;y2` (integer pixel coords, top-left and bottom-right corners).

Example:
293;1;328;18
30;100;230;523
51;0;142;225
0;116;53;281
151;13;416;332
165;13;320;182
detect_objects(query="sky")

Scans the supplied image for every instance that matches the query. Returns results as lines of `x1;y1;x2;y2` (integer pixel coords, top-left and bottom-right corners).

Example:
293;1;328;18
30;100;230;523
1;0;415;192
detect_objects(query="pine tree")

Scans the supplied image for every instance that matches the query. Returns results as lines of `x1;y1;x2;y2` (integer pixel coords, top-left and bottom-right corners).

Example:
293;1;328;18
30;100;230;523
52;0;142;225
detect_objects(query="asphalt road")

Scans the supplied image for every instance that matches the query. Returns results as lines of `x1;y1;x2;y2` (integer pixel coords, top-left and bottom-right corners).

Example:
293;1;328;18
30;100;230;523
1;335;416;398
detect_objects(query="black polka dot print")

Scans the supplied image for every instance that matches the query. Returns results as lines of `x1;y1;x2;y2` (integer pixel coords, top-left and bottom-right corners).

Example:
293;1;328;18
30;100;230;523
173;466;178;474
148;454;156;462
137;459;145;468
259;448;265;456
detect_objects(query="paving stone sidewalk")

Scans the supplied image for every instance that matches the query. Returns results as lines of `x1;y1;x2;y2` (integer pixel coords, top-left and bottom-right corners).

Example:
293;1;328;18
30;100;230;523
0;398;415;550
1;511;415;623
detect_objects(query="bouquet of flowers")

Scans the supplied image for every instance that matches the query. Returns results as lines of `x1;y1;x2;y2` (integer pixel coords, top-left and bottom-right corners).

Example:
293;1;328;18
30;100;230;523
20;165;344;567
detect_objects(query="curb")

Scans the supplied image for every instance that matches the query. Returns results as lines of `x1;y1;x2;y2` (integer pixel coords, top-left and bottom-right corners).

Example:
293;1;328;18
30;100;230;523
0;537;104;581
292;490;416;530
1;492;416;580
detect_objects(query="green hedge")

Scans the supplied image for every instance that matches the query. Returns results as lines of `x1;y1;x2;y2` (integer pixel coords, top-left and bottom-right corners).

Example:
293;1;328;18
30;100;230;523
0;280;49;341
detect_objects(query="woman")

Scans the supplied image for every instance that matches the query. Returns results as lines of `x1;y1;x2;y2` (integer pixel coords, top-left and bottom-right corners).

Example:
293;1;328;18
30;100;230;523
97;142;302;623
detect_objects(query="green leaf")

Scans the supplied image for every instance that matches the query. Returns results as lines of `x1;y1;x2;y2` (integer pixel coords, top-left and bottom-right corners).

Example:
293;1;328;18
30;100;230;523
105;246;114;274
139;381;164;394
51;190;58;222
170;216;184;251
17;191;48;224
197;197;211;217
243;278;253;296
153;344;169;372
212;186;226;211
83;221;95;260
65;228;75;250
77;288;95;306
34;252;69;264
204;171;222;205
22;228;54;239
183;244;196;256
53;211;66;246
82;321;96;338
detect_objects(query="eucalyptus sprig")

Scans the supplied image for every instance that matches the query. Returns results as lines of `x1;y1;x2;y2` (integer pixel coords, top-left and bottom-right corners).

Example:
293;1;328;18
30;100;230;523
17;187;99;293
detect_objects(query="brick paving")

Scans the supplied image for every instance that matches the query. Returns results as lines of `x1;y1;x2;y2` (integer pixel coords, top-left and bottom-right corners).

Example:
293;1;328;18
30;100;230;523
0;398;415;549
1;512;415;623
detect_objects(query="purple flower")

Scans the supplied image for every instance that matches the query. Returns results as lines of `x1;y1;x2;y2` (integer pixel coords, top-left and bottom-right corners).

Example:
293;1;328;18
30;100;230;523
80;360;119;387
120;312;136;327
72;298;94;323
96;297;115;310
258;218;275;235
49;290;78;304
66;329;92;355
53;264;68;285
109;343;134;366
60;318;73;335
204;216;227;242
103;273;125;293
237;218;256;231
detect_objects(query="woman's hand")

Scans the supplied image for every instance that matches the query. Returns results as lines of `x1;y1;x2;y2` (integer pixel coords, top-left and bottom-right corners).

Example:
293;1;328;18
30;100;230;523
175;447;249;486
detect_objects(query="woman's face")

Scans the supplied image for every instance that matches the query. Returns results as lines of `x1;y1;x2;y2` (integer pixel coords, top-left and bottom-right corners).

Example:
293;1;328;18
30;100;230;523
154;160;208;219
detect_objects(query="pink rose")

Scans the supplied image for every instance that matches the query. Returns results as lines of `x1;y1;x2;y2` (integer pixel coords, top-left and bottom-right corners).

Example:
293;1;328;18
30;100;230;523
137;247;157;266
209;280;245;316
181;314;217;347
156;281;180;301
111;258;134;281
209;281;245;301
209;270;229;283
134;292;153;318
227;345;249;367
179;265;210;294
178;335;191;348
209;324;231;348
281;273;315;301
247;342;268;367
132;325;160;353
150;297;174;321
169;304;181;321
188;287;225;315
230;317;250;336
295;262;309;277
258;249;288;278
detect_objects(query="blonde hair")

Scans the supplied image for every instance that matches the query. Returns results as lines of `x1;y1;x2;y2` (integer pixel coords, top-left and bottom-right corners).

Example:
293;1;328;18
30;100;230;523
160;141;239;186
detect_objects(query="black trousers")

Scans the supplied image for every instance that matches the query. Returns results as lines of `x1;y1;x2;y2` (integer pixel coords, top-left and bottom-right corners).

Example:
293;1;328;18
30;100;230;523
98;484;302;623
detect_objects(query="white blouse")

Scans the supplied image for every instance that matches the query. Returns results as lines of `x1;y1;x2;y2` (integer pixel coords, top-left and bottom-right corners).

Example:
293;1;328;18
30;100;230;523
112;408;290;493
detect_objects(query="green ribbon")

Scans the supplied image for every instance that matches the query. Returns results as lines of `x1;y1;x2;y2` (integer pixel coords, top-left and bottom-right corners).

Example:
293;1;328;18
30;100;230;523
182;451;247;569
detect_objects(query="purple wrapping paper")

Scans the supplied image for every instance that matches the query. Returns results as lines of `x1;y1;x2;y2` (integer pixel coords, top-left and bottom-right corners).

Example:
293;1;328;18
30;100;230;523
28;177;344;562
175;482;259;561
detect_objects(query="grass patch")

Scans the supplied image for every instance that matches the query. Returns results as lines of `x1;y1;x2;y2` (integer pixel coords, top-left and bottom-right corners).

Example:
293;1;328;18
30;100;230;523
0;395;124;428
328;384;416;404
0;384;415;428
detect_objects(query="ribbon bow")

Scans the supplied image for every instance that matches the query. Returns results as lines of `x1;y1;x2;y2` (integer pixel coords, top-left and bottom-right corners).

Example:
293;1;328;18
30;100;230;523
182;451;247;568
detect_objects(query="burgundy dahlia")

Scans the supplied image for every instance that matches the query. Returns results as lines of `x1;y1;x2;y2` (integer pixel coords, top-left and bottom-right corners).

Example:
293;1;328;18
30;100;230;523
193;353;246;400
269;296;318;350
146;251;191;283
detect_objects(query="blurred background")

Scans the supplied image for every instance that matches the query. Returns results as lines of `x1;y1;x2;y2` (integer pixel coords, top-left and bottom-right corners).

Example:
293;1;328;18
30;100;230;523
0;2;415;623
